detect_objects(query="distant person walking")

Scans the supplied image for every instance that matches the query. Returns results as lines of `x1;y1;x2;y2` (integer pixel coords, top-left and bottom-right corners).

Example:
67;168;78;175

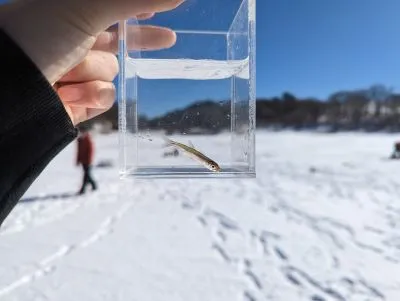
76;128;97;194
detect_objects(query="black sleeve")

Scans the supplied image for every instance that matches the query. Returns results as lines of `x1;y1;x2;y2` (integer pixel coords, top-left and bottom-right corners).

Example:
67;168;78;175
0;30;78;226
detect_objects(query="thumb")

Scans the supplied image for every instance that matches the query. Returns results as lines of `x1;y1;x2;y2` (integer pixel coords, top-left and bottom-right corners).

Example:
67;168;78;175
75;0;184;34
0;0;184;84
63;0;185;35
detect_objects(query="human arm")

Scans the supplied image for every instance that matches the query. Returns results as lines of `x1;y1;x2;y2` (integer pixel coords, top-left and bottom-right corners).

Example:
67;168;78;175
0;30;78;225
0;0;182;226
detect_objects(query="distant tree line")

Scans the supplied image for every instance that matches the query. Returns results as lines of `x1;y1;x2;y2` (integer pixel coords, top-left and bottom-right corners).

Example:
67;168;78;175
82;84;400;133
256;84;399;132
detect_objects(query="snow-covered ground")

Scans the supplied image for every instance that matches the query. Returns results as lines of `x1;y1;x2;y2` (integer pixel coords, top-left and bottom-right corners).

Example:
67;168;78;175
1;130;400;301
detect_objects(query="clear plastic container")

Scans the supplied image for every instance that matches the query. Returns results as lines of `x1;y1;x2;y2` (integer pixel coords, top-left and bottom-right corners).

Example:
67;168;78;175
117;0;256;178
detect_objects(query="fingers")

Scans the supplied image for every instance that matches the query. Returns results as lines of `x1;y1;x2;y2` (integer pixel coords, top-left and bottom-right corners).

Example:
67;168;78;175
130;0;184;14
56;49;118;124
99;0;185;25
68;106;115;125
123;25;177;51
0;0;185;86
92;25;176;53
58;80;115;125
103;12;155;32
86;108;113;121
58;50;118;83
58;80;115;108
66;0;185;34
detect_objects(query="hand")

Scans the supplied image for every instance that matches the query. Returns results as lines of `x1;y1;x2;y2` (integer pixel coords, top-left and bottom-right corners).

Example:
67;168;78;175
0;0;184;125
55;21;177;125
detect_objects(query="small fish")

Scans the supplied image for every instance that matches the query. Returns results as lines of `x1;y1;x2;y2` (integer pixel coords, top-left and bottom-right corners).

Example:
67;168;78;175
162;137;221;172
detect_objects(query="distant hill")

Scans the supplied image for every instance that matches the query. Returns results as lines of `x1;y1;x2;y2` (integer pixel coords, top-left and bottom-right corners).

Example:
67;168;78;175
141;99;231;134
81;84;400;133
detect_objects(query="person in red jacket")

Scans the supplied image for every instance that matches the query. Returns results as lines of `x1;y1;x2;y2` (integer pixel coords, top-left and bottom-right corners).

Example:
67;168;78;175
76;128;97;194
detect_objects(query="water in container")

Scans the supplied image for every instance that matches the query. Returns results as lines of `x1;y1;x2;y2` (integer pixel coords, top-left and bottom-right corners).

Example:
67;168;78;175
117;0;256;178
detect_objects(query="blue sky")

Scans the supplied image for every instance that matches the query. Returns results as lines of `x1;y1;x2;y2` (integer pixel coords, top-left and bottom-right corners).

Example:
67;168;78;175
129;0;400;117
2;0;400;116
262;0;400;100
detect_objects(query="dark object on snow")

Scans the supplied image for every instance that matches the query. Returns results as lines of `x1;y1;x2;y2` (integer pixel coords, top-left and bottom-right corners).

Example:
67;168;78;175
78;165;97;195
20;192;75;203
95;160;114;168
390;141;400;159
309;166;317;173
163;149;179;157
